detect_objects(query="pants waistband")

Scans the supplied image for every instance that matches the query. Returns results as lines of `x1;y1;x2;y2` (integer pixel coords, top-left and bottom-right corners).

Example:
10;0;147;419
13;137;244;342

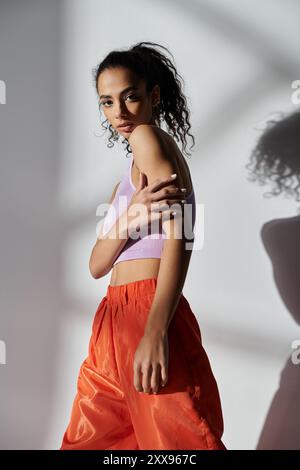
106;277;158;305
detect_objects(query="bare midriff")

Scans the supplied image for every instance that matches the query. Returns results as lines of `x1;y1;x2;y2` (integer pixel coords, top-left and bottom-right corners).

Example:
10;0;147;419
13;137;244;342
109;126;192;287
109;258;161;286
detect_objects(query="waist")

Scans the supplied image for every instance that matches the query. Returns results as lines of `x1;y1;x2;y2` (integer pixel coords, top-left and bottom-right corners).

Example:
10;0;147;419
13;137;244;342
107;277;158;304
109;258;161;286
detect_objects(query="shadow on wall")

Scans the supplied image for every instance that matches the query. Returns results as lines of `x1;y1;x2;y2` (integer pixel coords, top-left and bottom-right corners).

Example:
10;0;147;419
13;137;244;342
246;110;300;449
0;0;63;449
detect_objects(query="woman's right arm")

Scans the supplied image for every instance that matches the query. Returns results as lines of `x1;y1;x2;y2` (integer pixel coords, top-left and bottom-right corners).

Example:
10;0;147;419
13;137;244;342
89;173;185;279
89;182;135;279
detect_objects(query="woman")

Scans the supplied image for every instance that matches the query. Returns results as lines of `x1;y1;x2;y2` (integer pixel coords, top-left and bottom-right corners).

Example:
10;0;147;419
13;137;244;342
60;41;226;450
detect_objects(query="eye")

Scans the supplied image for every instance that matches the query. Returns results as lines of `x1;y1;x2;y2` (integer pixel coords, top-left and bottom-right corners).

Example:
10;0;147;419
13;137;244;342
99;94;138;108
126;94;138;101
100;100;112;108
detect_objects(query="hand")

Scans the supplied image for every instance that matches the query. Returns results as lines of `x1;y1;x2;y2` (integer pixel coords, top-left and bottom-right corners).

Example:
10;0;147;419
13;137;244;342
133;330;169;394
127;173;186;235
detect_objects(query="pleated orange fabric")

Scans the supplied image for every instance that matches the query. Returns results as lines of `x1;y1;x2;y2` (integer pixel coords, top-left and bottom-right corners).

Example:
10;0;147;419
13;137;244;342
60;278;226;450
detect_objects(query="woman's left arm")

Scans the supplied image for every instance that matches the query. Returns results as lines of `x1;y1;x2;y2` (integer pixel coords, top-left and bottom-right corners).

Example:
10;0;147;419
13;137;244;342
144;221;193;335
128;125;195;394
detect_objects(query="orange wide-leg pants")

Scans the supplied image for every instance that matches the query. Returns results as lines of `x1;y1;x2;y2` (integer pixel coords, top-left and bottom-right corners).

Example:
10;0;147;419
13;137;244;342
60;278;226;450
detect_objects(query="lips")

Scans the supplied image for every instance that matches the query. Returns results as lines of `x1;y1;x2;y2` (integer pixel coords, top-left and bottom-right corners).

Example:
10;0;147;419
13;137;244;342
118;123;134;132
118;121;133;127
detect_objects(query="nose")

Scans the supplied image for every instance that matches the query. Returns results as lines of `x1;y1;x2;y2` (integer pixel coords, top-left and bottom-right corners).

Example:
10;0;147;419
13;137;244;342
114;100;128;118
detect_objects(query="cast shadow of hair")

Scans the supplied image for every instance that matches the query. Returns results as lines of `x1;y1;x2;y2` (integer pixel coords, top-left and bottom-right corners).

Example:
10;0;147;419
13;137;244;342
246;110;300;449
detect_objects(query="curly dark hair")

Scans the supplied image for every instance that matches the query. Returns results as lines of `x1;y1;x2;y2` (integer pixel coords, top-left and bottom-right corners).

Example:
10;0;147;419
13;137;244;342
246;110;300;207
92;41;195;158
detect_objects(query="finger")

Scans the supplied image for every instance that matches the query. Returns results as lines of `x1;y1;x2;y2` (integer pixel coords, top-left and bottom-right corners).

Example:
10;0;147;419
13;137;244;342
160;362;168;388
133;362;143;392
151;202;170;213
149;209;179;228
150;364;161;394
152;190;187;203
162;200;186;211
149;174;177;192
142;363;152;393
151;197;186;214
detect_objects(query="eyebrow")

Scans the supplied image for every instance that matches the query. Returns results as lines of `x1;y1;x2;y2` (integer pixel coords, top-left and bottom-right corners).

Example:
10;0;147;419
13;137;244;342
99;86;139;100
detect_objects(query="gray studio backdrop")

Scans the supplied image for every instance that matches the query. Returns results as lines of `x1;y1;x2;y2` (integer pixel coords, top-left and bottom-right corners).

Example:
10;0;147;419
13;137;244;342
0;0;299;449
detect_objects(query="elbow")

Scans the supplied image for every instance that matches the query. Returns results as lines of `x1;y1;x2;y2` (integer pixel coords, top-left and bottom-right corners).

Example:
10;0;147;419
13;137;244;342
89;267;102;280
89;259;100;279
89;258;111;279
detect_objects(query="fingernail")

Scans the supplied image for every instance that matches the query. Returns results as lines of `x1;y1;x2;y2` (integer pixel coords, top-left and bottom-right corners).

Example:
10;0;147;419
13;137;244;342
171;211;177;215
170;173;177;178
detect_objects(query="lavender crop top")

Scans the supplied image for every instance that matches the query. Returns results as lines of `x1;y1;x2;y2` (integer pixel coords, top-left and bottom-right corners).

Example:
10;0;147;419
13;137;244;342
101;154;196;266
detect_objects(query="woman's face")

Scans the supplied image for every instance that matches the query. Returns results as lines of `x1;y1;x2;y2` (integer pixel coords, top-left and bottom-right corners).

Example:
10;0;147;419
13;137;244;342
97;67;160;137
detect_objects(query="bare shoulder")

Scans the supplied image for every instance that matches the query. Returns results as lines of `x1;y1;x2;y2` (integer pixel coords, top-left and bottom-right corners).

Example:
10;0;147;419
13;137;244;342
128;124;176;164
128;123;163;148
129;124;179;153
128;124;192;193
